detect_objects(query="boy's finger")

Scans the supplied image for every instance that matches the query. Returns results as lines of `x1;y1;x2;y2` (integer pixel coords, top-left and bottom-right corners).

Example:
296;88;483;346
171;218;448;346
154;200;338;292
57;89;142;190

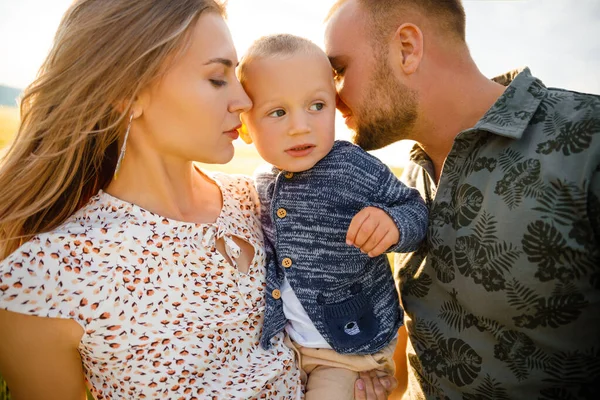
360;226;384;255
366;229;392;257
346;208;371;245
354;217;379;249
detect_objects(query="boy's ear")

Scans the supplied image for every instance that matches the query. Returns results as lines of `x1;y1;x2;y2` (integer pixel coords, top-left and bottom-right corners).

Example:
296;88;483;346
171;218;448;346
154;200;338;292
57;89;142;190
239;123;253;144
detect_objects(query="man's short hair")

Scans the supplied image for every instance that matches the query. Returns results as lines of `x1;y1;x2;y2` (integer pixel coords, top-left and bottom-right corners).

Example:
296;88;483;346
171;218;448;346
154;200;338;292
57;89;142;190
237;34;323;85
327;0;466;43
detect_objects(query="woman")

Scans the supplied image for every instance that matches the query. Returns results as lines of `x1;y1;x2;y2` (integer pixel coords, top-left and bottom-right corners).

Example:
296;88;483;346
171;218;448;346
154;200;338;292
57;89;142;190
0;1;393;399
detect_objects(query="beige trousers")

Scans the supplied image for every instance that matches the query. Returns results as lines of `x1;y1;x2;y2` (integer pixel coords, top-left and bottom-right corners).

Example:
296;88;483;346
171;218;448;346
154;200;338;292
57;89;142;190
285;336;397;400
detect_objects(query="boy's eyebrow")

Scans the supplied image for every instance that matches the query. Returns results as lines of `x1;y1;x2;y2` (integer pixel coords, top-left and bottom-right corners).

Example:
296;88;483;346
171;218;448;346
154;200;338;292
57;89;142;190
204;58;238;68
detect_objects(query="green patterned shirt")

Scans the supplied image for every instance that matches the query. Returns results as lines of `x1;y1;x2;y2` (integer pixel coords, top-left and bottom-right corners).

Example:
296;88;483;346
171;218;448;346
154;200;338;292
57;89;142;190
396;68;600;400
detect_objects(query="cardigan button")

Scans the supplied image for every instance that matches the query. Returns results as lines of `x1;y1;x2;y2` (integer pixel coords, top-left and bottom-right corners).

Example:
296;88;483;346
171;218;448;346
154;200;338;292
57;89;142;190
282;258;293;268
272;289;281;300
276;208;287;218
284;172;294;179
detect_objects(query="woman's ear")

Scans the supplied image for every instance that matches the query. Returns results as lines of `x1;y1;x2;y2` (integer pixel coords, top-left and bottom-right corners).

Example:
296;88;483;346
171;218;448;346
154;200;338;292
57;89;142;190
390;23;423;75
114;95;144;119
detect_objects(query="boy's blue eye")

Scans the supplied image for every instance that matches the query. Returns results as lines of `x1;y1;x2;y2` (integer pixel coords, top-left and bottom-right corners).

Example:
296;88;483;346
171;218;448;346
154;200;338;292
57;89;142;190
268;109;286;117
309;103;325;111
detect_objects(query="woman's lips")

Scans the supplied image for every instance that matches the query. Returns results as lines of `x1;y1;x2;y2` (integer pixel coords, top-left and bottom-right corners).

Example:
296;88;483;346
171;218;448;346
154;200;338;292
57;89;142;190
224;125;242;140
285;144;315;157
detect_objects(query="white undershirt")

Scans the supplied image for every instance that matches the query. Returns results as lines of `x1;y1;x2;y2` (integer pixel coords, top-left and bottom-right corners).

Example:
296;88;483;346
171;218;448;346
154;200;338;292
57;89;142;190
281;277;332;348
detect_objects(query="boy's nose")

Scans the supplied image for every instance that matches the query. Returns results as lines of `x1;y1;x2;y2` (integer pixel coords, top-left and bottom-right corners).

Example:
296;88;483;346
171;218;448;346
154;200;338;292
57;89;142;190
288;112;311;136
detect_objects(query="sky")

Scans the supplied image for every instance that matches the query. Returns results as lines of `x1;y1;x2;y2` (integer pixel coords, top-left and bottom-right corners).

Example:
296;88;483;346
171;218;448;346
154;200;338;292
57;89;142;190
0;0;598;165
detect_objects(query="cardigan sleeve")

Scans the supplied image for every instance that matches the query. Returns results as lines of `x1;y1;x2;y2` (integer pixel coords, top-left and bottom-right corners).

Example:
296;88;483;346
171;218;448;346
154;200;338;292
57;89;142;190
366;161;429;253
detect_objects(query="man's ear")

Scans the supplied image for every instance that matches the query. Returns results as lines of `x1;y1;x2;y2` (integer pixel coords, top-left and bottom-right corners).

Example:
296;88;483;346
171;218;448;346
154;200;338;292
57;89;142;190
390;23;423;75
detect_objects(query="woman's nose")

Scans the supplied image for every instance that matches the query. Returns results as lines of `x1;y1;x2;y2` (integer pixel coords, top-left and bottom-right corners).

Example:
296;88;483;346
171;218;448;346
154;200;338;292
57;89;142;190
229;81;252;114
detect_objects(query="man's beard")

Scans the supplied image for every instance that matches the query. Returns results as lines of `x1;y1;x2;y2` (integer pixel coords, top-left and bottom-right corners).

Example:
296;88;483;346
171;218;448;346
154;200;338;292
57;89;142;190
352;61;418;151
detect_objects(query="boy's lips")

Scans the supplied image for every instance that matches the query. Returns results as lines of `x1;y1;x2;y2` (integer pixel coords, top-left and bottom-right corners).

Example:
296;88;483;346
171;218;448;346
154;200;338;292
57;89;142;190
285;144;315;157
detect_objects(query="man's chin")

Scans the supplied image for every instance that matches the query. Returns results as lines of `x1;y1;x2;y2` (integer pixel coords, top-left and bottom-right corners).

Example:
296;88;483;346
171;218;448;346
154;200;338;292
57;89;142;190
342;113;353;126
352;127;397;151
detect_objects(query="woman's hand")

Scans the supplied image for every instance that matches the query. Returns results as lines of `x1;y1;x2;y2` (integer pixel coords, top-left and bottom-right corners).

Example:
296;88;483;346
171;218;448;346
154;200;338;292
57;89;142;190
354;370;397;400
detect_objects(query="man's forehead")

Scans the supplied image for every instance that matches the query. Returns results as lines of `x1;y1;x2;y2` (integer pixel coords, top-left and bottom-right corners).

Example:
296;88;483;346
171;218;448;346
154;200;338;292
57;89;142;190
324;0;365;53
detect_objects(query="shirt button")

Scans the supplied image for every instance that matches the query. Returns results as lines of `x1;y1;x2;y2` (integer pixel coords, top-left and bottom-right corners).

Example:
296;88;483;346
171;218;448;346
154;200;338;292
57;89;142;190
282;258;293;268
272;289;281;299
276;208;287;218
284;172;294;179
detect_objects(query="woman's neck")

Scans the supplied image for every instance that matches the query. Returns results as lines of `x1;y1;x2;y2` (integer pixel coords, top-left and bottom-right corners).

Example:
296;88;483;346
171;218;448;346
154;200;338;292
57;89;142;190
105;146;222;224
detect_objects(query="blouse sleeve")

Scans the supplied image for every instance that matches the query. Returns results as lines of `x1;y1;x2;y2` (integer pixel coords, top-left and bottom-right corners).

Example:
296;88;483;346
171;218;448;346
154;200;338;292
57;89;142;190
0;233;102;329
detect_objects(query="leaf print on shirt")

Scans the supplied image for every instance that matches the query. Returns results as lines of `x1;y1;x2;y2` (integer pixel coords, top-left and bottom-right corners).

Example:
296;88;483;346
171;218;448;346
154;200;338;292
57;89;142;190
439;289;483;333
532;180;588;226
482;86;517;127
453;184;484;228
408;353;451;400
522;220;596;283
495;149;544;210
542;347;600;399
462;374;510;400
573;92;600;112
529;89;562;125
508;280;589;329
537;112;600;156
430;245;455;283
472;157;496;173
455;212;521;291
439;338;482;387
410;318;483;388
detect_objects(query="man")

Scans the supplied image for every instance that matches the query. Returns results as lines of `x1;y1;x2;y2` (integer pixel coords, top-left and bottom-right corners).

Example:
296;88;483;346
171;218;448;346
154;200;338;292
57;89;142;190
325;0;600;399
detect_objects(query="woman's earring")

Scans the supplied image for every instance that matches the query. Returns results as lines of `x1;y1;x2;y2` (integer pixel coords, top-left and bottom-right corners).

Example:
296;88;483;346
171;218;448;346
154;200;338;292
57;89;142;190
113;112;134;180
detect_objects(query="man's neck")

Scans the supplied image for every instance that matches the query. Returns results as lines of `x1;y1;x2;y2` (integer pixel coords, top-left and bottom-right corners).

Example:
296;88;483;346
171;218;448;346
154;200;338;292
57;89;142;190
411;62;506;183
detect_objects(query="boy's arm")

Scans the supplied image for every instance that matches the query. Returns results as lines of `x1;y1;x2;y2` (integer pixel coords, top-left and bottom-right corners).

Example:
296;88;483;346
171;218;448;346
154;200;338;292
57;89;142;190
368;163;428;254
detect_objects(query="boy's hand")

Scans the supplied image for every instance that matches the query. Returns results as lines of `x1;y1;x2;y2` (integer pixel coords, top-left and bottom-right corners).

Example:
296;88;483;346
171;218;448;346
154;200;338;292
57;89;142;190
346;207;400;257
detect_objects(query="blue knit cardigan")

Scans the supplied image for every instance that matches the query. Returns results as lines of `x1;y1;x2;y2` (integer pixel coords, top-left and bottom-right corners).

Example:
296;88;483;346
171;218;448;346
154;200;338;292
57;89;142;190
257;141;428;354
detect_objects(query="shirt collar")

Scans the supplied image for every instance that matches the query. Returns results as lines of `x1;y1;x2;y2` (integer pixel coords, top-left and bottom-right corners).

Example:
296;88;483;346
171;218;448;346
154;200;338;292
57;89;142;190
409;67;547;165
475;67;546;139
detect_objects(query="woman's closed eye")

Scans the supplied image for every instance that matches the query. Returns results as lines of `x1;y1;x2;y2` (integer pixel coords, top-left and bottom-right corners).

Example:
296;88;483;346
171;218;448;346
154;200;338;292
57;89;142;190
267;109;286;118
210;79;227;87
309;102;325;111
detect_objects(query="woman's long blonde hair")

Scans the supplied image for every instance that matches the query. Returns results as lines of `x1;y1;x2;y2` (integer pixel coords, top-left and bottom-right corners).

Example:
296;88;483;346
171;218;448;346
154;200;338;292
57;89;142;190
0;0;225;260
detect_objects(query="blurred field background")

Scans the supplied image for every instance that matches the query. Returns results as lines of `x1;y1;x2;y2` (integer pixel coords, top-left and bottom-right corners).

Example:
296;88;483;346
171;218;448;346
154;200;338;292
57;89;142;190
0;106;403;177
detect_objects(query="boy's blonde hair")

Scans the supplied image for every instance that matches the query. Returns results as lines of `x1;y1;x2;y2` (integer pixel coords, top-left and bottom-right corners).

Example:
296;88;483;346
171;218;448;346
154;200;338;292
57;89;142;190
237;34;326;86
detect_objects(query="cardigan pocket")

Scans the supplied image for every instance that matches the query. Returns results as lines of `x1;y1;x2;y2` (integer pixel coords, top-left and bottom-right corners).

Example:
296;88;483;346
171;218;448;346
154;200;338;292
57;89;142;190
320;290;379;351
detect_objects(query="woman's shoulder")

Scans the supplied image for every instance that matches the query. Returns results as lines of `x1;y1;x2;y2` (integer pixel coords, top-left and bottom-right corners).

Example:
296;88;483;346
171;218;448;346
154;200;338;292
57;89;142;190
0;193;133;323
0;229;111;326
209;170;254;189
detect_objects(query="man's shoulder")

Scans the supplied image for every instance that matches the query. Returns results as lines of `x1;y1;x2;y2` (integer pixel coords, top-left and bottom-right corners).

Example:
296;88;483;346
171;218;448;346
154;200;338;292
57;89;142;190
542;87;600;117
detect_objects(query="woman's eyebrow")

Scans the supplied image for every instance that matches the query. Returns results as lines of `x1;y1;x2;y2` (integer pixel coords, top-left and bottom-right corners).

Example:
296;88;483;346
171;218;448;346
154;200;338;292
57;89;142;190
204;58;237;68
